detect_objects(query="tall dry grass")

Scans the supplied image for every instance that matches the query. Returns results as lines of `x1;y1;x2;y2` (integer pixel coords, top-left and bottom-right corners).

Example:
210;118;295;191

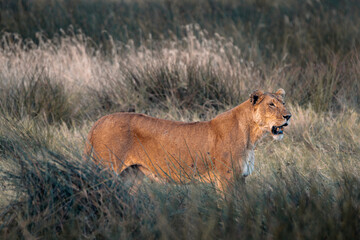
0;29;359;239
1;27;359;122
0;0;360;238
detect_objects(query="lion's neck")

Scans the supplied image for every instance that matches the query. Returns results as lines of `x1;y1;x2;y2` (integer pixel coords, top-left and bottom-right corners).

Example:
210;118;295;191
213;100;267;148
248;124;267;147
237;100;267;147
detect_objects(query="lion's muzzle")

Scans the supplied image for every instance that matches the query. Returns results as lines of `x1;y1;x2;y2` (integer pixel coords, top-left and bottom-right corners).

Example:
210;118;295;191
271;122;288;135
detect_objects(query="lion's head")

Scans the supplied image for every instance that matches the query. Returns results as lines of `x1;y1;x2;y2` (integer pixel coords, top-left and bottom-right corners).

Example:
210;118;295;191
250;88;291;140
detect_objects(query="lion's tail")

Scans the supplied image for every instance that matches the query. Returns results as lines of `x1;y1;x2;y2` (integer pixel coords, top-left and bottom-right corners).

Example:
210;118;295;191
83;116;107;161
83;130;94;161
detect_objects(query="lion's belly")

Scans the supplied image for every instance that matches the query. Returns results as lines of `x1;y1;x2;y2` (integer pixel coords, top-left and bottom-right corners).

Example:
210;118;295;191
242;149;255;177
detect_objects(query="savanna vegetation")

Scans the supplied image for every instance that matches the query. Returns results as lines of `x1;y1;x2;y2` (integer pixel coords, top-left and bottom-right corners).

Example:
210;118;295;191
0;0;359;239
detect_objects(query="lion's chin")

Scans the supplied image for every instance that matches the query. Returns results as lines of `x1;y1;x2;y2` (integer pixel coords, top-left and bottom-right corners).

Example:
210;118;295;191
272;133;284;141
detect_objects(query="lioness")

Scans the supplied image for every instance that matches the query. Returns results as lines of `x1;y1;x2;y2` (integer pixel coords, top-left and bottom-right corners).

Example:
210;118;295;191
84;89;291;190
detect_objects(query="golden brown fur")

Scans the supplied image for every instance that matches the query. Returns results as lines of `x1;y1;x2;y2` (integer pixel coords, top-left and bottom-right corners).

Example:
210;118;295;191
84;89;291;189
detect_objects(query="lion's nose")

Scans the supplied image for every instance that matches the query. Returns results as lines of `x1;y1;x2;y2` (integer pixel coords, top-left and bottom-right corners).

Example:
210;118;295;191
283;114;291;121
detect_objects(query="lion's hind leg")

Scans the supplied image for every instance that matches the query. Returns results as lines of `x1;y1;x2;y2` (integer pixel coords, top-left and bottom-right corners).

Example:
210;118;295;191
120;165;162;194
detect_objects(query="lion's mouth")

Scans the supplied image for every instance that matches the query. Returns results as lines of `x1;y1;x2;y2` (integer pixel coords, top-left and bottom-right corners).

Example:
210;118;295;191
271;123;288;135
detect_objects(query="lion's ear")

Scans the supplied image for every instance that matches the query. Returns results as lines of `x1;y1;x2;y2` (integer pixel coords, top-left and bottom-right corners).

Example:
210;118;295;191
250;90;264;105
275;88;285;98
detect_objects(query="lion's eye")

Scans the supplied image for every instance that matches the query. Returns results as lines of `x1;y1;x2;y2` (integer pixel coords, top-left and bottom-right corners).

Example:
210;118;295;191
269;103;275;107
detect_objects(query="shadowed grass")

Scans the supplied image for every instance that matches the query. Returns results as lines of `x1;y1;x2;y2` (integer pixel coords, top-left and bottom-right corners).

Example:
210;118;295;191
0;72;79;125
